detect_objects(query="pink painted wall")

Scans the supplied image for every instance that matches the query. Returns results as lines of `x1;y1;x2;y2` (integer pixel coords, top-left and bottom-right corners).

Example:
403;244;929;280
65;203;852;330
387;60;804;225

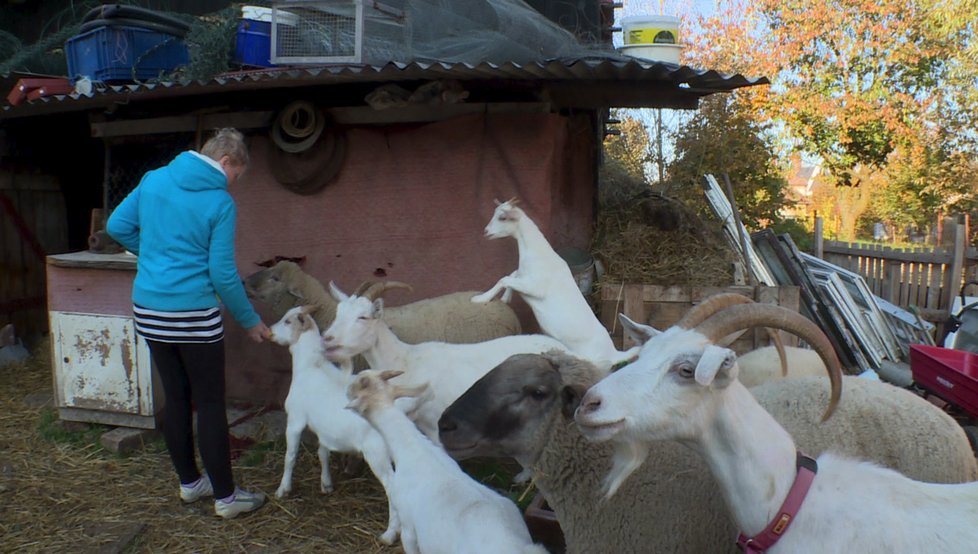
192;112;594;404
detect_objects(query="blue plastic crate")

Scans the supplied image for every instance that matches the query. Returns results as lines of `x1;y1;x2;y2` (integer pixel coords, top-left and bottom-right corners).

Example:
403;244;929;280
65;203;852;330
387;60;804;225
65;25;189;83
234;19;274;67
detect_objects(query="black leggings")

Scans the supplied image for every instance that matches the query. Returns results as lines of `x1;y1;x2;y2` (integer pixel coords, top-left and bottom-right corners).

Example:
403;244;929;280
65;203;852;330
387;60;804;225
147;339;235;498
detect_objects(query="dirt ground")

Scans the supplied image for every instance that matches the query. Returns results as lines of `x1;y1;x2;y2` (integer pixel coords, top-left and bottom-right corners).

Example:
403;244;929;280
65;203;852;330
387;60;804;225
0;344;532;553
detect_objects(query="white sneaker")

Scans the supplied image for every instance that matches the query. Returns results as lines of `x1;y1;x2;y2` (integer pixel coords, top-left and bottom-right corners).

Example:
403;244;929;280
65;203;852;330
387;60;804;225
179;475;213;503
214;488;266;519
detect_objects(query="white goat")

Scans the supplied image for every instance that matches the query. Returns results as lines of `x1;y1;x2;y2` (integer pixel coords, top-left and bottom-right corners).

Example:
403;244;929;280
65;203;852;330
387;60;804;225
471;199;636;369
346;369;549;554
268;306;400;545
576;301;978;553
322;281;570;442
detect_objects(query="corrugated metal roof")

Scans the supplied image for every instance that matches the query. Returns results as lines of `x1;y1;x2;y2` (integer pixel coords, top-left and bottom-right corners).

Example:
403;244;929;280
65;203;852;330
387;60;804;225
1;57;769;119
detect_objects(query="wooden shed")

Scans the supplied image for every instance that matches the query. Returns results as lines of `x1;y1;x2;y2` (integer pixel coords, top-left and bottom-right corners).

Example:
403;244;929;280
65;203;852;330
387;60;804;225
1;59;766;424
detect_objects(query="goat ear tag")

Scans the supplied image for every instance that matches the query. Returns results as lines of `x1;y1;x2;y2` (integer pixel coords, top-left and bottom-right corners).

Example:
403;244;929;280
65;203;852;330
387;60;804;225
694;345;733;386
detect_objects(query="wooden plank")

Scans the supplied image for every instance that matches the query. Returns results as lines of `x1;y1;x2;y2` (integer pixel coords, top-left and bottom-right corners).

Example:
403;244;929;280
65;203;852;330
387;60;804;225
884;263;900;306
941;223;967;317
599;282;626;343
46;264;136;316
621;284;645;349
823;240;952;264
926;261;942;310
898;257;910;306
91;111;276;138
47;251;138;270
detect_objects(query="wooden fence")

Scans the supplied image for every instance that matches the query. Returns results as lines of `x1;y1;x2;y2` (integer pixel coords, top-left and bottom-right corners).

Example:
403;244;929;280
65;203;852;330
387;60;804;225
1;170;69;345
816;222;977;323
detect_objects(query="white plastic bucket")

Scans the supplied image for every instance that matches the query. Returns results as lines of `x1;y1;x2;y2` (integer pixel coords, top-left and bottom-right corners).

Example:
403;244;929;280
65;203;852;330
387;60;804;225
619;43;683;64
241;5;299;26
621;14;680;46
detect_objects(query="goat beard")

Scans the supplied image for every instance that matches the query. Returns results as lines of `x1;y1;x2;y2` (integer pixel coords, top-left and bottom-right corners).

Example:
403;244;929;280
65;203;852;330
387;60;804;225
603;440;651;499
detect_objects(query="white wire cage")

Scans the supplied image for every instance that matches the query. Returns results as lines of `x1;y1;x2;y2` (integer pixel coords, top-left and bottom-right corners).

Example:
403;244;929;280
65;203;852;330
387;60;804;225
271;0;408;65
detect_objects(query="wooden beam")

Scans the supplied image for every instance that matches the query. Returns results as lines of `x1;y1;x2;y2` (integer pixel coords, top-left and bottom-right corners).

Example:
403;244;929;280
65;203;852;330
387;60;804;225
91;111;275;138
328;102;552;125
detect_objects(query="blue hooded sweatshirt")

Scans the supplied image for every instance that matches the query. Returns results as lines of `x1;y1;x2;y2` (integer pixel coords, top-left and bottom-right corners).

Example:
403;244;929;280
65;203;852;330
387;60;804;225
106;151;260;329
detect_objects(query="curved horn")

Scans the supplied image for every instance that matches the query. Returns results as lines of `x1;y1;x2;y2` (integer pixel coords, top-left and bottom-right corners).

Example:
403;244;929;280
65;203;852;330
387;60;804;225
678;293;787;376
353;280;379;297
694;304;842;422
359;280;414;301
676;293;753;329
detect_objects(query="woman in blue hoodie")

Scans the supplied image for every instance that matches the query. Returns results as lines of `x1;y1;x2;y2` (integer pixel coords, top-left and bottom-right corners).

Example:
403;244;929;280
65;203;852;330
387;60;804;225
107;128;269;519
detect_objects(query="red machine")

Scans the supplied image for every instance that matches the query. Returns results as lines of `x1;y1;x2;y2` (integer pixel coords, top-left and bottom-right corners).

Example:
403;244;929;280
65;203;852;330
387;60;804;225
910;344;978;419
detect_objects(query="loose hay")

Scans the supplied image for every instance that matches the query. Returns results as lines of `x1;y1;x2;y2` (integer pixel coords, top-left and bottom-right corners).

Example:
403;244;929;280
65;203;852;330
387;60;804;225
592;167;736;291
0;340;400;553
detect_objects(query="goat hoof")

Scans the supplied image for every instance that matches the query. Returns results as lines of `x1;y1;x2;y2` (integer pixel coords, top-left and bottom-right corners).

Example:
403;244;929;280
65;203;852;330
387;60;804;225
512;468;532;484
471;294;490;304
320;484;334;494
275;487;290;499
379;530;399;545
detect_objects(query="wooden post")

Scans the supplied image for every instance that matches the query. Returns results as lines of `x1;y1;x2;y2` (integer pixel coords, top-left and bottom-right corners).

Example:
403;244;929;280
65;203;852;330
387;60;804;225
814;216;824;258
940;222;966;324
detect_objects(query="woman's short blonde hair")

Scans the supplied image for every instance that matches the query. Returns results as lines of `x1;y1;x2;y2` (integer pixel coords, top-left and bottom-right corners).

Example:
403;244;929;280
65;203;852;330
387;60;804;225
201;128;249;166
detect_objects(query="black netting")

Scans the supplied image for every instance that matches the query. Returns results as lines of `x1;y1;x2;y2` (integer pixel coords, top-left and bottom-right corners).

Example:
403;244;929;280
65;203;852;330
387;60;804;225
104;133;193;211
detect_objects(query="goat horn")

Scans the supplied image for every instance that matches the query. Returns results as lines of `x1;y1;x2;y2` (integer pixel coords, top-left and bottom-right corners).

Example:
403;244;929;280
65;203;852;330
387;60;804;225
360;280;414;301
677;293;753;329
694;304;842;422
678;293;788;376
353;280;379;297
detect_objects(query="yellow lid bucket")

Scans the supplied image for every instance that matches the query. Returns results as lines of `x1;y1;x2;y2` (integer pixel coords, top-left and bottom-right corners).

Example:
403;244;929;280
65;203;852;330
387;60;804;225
621;14;680;46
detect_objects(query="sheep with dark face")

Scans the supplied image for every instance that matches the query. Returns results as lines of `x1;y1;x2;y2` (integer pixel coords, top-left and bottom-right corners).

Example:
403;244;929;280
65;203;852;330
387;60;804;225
244;261;522;346
439;351;978;554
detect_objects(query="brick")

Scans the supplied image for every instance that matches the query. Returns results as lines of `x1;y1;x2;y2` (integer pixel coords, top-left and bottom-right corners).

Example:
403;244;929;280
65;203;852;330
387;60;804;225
100;427;160;455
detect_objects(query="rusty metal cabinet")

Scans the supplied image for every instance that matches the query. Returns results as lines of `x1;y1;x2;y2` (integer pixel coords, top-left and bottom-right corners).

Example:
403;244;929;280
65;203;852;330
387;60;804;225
50;311;157;428
47;251;161;429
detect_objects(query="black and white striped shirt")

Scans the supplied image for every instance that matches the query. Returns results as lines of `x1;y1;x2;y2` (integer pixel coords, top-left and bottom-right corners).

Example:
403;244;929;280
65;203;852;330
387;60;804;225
133;304;224;343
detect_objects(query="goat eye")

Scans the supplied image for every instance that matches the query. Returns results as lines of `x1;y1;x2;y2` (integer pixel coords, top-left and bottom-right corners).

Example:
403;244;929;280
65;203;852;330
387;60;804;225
676;364;695;379
529;387;548;399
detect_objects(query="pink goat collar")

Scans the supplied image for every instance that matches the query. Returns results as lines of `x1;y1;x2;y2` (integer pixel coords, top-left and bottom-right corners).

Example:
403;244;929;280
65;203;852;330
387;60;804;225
736;451;818;553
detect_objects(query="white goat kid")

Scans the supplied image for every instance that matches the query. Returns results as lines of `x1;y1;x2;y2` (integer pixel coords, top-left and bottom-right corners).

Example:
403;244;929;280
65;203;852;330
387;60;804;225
268;306;401;545
472;199;635;368
575;301;978;553
346;369;549;554
322;281;570;443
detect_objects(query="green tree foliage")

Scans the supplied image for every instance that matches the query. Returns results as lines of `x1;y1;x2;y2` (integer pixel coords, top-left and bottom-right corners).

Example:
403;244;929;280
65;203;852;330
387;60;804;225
666;94;790;229
603;110;653;182
755;0;978;196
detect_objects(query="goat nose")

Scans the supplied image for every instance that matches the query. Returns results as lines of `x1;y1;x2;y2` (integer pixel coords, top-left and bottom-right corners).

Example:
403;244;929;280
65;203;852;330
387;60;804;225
580;395;602;414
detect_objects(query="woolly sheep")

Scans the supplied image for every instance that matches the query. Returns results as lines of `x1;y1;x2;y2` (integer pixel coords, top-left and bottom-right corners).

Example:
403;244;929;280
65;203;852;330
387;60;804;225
471;199;636;369
439;352;977;554
737;345;826;388
346;369;549;554
244;261;522;345
576;302;978;553
268;306;400;544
